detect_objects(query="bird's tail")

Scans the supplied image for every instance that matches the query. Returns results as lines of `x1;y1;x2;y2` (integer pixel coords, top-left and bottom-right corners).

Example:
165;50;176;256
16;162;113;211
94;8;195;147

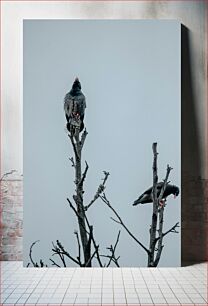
66;122;71;132
132;199;141;206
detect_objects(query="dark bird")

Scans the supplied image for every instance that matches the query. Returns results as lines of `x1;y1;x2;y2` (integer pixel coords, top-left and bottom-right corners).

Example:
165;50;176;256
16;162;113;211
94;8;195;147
64;78;86;133
133;182;179;206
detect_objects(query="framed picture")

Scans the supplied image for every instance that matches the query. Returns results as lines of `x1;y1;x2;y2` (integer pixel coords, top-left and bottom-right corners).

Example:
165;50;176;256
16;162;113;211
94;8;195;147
23;20;181;267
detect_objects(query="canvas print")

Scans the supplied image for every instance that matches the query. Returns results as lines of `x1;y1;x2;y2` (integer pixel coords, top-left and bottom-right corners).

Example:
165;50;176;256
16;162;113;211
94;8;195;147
23;20;181;267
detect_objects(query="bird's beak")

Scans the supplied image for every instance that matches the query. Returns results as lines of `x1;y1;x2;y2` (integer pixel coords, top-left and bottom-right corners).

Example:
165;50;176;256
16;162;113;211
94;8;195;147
75;77;79;81
174;195;177;199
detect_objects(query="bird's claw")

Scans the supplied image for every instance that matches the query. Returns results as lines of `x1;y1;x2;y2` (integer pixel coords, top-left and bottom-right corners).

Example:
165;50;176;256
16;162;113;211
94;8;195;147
159;200;166;207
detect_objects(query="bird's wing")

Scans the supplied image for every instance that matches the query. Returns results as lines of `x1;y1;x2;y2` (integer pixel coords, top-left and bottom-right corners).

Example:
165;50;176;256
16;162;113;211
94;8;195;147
76;93;86;117
140;182;164;197
133;187;152;205
133;193;152;205
64;93;74;120
142;186;153;196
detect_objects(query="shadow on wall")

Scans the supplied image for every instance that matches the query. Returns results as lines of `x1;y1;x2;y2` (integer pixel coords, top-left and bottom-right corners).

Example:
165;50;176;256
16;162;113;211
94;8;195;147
181;25;207;266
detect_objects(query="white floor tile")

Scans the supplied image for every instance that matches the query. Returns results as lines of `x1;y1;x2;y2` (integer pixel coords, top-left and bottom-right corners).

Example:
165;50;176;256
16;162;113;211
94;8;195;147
75;297;89;303
26;297;40;303
114;298;126;302
165;298;180;304
126;294;138;298
63;297;76;303
88;298;102;304
1;261;208;306
126;297;139;303
176;297;192;303
139;298;153;303
3;298;19;304
102;297;114;302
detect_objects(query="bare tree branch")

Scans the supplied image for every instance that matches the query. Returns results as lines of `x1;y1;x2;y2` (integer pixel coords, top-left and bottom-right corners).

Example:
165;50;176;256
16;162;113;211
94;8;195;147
71;132;90;265
28;240;47;267
67;198;90;235
85;171;110;211
69;157;75;168
52;240;81;267
78;161;89;189
148;143;159;267
158;165;173;203
67;198;103;267
156;222;180;242
84;225;93;267
106;230;121;267
84;247;98;267
49;258;61;267
110;217;121;225
80;129;88;148
29;240;40;267
148;143;175;267
0;170;17;181
68;134;80;161
74;230;81;262
83;214;103;267
100;193;149;254
52;242;67;267
64;98;120;268
153;165;173;266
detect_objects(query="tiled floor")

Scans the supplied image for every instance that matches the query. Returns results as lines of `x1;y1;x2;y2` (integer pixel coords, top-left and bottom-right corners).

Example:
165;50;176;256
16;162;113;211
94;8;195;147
0;261;207;305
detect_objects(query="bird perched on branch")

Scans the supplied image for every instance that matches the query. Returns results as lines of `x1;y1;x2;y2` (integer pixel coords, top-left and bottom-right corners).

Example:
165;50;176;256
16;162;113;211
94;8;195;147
64;78;86;133
133;182;179;207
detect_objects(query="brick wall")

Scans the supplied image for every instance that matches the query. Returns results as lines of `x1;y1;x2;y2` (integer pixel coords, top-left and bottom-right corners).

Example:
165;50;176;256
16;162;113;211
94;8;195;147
0;172;23;261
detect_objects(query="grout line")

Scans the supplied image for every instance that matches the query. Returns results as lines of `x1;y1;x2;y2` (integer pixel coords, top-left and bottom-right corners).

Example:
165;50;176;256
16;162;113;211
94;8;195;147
0;262;207;306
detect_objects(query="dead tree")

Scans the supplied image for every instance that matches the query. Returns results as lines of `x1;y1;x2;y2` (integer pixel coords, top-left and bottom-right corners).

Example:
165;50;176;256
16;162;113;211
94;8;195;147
148;142;179;267
28;117;120;268
99;142;179;267
68;126;91;266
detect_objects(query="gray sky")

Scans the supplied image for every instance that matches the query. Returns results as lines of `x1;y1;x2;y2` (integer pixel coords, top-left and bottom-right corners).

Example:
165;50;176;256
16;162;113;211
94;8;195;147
23;20;181;267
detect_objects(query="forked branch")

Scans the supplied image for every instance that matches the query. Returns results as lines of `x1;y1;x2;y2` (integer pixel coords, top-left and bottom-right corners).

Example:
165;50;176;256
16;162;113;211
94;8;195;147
99;193;149;254
85;171;110;211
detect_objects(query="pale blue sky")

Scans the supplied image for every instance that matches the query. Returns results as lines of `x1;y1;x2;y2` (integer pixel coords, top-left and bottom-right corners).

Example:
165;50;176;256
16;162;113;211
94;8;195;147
23;20;181;267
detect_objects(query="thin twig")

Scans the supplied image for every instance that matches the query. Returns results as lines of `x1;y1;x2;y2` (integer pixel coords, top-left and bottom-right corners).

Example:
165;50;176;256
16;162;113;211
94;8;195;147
100;193;149;254
69;157;75;167
157;222;180;241
29;240;40;267
67;197;103;266
106;230;121;267
78;161;89;188
85;171;110;211
49;258;61;267
0;170;17;181
52;240;82;266
158;165;173;203
100;255;120;267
